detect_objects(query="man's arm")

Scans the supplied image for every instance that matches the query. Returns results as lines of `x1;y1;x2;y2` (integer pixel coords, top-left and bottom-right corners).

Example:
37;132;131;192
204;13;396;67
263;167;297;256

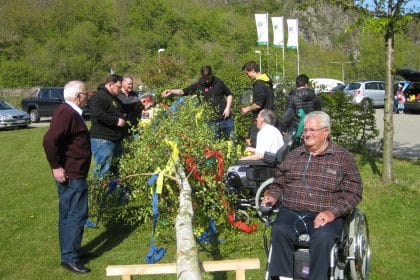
161;89;184;98
223;94;233;118
91;95;125;127
43;109;70;183
241;103;261;114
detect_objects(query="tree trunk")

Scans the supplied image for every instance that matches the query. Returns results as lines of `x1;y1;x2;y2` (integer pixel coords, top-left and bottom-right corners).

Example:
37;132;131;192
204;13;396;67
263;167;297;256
382;2;394;185
175;165;202;280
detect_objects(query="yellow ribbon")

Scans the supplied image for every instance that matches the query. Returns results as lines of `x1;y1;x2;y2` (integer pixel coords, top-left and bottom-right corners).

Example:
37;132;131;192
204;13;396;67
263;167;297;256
151;140;179;194
226;140;232;159
195;108;203;126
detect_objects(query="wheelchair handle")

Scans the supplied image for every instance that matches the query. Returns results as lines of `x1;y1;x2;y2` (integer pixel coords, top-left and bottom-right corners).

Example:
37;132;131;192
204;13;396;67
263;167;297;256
259;206;273;216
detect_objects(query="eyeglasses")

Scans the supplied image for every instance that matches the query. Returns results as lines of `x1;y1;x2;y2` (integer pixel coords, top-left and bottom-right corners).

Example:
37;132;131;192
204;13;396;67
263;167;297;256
302;127;327;134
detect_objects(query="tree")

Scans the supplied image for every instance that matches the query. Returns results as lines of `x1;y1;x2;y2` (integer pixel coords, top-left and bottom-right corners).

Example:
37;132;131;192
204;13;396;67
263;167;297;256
354;0;413;184
88;98;238;278
300;0;414;185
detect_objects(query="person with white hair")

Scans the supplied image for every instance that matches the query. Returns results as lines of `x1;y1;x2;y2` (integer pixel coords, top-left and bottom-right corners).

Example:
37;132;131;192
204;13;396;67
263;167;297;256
43;80;92;273
263;111;362;280
241;109;284;160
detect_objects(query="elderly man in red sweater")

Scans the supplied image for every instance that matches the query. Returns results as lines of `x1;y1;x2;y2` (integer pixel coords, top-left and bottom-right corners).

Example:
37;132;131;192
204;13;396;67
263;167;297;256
43;80;92;274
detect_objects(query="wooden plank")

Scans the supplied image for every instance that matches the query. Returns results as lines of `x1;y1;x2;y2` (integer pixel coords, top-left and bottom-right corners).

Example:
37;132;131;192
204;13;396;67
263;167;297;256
200;258;260;272
106;263;177;276
106;258;260;279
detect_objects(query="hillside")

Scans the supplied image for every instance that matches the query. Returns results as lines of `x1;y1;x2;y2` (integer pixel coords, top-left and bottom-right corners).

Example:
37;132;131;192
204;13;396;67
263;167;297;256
0;0;418;89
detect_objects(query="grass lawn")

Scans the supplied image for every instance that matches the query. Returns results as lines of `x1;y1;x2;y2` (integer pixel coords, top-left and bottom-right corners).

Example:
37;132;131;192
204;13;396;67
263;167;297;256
0;126;419;279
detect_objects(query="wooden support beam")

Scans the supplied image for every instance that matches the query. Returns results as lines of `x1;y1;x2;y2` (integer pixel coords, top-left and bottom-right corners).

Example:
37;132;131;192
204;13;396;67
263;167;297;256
106;258;260;280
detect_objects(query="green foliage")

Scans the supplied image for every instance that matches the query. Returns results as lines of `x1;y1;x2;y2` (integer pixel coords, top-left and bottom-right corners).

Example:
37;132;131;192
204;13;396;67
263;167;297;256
319;91;378;150
88;97;241;235
0;0;418;89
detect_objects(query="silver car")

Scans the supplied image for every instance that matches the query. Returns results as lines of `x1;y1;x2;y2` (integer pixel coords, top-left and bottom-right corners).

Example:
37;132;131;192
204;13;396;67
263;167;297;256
0;100;31;129
344;81;386;107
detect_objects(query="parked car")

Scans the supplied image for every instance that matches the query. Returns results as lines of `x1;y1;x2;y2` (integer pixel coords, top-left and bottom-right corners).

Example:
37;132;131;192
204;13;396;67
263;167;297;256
405;81;420;112
21;87;92;122
344;80;386;107
0;100;31;129
396;68;420;112
331;84;347;93
310;78;344;94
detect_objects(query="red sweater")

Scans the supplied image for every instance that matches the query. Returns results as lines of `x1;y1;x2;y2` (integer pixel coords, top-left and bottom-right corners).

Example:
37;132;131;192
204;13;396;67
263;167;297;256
43;103;91;179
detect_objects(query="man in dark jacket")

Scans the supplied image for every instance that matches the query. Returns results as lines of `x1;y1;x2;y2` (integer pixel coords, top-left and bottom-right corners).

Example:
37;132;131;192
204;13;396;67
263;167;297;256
117;76;149;138
241;60;274;147
90;74;126;177
280;74;321;145
161;65;234;140
43;80;92;273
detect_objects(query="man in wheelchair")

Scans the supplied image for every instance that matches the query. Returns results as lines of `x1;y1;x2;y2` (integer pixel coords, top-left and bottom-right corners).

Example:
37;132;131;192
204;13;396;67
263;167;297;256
262;111;363;280
240;109;284;161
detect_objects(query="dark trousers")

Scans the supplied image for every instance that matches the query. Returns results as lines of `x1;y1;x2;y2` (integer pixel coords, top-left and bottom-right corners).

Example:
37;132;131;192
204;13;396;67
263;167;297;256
56;179;88;263
209;116;235;141
269;207;343;280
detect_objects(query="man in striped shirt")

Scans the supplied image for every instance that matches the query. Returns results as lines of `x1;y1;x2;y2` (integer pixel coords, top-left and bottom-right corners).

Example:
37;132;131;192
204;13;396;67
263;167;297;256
263;111;362;280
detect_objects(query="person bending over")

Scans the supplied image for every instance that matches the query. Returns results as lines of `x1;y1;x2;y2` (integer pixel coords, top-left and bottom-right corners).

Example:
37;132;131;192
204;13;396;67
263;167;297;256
161;65;234;140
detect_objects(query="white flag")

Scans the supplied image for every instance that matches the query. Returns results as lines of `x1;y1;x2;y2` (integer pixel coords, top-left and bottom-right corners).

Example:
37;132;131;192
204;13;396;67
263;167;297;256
255;13;268;46
287;19;299;49
271;17;284;48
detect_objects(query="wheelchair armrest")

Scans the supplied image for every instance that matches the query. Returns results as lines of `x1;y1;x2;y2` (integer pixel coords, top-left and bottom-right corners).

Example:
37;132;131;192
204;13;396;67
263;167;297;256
262;152;276;165
236;159;272;166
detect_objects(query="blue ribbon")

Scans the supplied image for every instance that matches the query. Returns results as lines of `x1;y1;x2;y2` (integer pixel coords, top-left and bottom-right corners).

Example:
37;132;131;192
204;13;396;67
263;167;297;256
197;219;217;244
144;175;166;263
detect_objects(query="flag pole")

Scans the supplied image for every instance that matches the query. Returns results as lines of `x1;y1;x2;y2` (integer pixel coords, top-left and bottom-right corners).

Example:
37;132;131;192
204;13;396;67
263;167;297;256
282;34;285;79
266;12;269;75
297;19;300;75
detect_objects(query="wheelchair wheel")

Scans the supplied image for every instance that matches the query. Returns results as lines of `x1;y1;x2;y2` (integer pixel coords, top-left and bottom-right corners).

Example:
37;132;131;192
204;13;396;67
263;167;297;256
347;208;371;280
254;178;278;224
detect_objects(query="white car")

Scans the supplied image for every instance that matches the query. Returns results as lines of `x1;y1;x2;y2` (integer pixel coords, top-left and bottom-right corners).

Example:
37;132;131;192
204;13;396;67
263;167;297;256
310;78;345;94
0;100;31;129
344;81;386;107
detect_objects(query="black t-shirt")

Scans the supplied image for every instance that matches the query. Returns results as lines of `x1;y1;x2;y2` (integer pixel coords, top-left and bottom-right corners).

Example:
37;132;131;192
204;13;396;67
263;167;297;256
117;91;144;136
252;79;274;119
183;76;232;120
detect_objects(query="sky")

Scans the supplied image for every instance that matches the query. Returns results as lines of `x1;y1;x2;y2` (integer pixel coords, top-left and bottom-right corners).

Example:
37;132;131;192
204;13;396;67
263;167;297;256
362;0;419;14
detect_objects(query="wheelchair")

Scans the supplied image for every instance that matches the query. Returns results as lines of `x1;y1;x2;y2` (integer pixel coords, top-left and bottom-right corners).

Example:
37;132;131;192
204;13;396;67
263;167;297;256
224;143;371;280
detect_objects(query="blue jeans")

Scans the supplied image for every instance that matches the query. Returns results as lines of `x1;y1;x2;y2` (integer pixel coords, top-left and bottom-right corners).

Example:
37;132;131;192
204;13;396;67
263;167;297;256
56;179;88;263
91;138;123;178
209;116;235;141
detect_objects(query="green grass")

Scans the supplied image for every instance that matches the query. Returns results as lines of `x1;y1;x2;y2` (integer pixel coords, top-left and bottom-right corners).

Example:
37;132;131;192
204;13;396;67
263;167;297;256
0;127;419;279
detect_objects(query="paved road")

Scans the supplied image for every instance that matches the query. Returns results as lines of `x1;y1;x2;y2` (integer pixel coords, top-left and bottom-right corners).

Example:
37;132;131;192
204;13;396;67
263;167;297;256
373;109;420;159
28;118;51;128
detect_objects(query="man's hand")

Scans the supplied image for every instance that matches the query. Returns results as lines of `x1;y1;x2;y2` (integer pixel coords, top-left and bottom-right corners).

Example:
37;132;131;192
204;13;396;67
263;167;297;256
52;167;67;183
261;195;277;207
161;89;172;98
117;118;126;127
314;211;336;228
223;107;231;119
241;106;250;114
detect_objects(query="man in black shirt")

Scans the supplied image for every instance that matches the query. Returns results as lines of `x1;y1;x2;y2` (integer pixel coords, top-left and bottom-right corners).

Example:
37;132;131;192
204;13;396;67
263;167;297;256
117;76;151;138
90;74;126;177
161;65;234;140
241;60;274;147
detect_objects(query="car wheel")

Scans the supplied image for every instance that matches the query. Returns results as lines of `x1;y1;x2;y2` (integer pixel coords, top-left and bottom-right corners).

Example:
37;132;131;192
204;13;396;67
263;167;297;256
30;109;40;123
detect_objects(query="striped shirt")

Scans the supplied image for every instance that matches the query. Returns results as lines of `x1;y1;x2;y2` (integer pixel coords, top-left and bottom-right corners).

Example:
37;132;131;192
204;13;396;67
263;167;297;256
266;142;362;218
